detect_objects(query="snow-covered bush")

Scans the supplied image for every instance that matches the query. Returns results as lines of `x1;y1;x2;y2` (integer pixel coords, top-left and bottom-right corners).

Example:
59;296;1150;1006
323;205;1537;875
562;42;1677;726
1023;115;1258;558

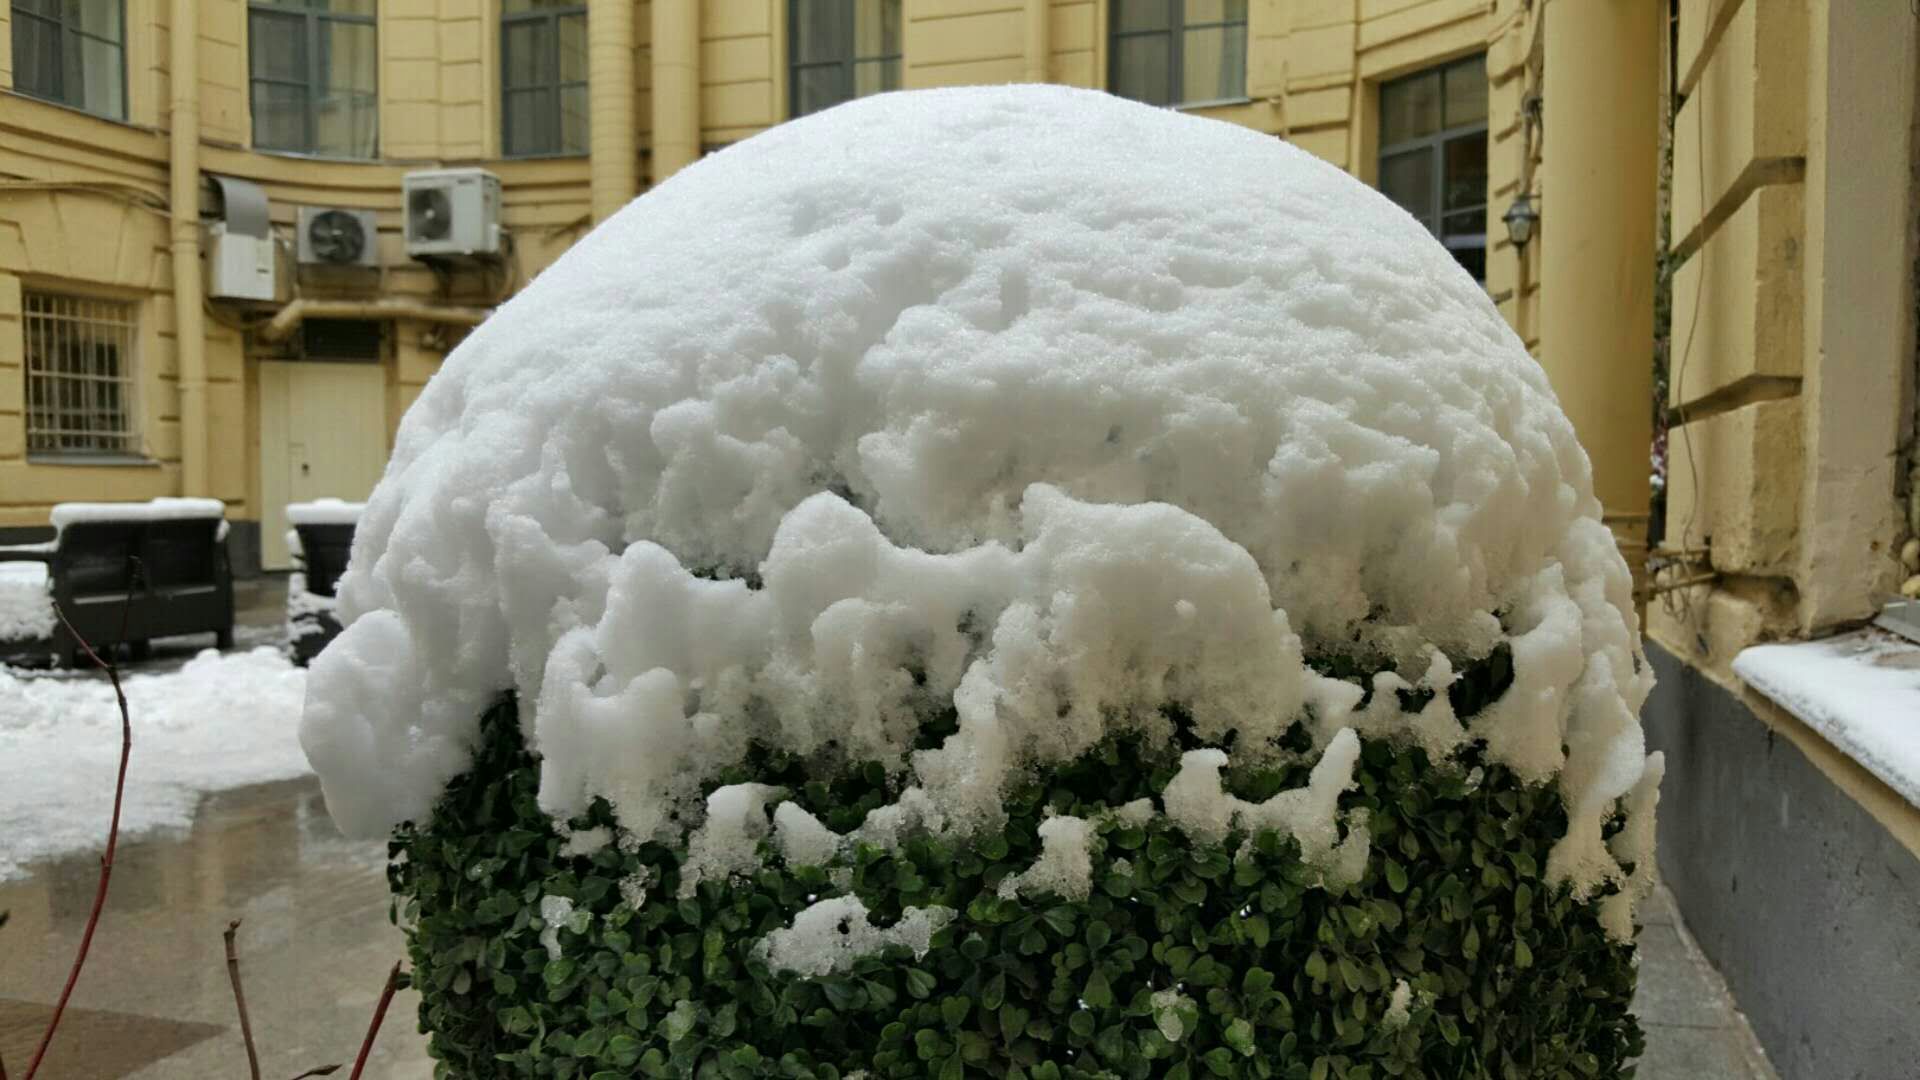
306;86;1661;1078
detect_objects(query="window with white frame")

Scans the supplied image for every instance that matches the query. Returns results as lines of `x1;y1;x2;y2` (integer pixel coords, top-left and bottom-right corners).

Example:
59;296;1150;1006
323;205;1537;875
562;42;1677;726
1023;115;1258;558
789;0;901;119
501;0;587;157
22;290;139;458
1377;55;1489;281
248;0;379;158
1109;0;1247;108
9;0;127;120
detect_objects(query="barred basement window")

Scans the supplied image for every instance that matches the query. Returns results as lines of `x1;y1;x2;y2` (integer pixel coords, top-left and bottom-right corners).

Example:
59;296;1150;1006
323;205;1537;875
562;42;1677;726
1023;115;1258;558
22;291;140;457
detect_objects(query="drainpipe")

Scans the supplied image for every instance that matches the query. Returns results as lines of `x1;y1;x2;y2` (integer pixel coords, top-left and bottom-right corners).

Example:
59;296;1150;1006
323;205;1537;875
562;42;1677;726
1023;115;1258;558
1026;0;1050;82
1538;1;1659;610
257;299;491;344
650;0;700;184
588;0;637;222
170;0;209;497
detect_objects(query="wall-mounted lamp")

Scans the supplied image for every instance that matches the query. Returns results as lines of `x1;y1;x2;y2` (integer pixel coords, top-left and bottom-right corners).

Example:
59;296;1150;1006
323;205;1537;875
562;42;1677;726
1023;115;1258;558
1503;193;1539;252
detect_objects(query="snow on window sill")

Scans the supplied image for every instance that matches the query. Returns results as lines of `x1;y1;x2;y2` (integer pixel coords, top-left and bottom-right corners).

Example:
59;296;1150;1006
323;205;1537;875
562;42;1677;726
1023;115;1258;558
1175;97;1255;113
26;454;159;468
1733;629;1920;810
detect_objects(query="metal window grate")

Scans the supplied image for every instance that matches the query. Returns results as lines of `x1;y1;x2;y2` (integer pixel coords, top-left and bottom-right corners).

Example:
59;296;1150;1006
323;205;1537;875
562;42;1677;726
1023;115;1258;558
23;290;139;456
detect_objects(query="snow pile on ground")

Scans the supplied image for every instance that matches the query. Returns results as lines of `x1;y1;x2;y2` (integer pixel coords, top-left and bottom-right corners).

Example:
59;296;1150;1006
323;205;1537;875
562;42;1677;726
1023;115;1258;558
0;561;55;642
0;648;311;881
1735;630;1920;808
302;85;1655;925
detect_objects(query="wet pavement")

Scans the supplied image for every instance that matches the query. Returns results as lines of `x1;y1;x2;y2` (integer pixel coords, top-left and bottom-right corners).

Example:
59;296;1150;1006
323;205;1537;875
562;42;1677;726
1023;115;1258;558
0;575;1778;1077
0;778;433;1079
0;775;1779;1079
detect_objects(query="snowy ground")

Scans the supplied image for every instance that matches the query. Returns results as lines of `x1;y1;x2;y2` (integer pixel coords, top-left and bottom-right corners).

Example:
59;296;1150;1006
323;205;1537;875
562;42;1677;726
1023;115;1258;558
0;646;312;881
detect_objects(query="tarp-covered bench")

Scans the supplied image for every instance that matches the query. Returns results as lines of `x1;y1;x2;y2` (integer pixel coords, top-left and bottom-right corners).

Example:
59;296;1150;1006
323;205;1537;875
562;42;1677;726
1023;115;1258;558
287;499;361;666
0;498;234;666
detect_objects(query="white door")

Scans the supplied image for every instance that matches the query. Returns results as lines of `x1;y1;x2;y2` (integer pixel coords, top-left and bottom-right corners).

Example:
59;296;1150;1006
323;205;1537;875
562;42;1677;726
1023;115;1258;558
259;361;388;570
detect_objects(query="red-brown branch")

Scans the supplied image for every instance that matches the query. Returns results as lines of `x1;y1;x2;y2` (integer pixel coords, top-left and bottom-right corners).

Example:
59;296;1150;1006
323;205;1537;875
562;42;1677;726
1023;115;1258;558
224;919;263;1080
347;962;404;1080
23;604;134;1080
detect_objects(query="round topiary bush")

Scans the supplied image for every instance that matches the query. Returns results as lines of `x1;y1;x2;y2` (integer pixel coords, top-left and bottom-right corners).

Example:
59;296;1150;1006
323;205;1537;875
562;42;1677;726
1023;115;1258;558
304;86;1663;1079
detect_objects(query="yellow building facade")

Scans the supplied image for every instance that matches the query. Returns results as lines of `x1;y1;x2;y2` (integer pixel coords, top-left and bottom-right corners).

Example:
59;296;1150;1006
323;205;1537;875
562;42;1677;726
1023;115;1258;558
0;0;1556;570
4;2;1919;1069
0;0;1911;648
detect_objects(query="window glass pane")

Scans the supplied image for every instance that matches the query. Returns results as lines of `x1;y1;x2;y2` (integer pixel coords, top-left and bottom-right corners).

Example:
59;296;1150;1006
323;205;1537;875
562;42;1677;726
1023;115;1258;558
792;63;844;117
1110;32;1170;105
14;12;61;101
1180;23;1243;103
1442;129;1486;213
77;35;125;118
314;90;376;156
1379;147;1435;229
504;87;553;155
322;17;377;94
852;57;892;98
249;10;306;82
503;19;553;89
560;82;588;154
1184;0;1246;24
1113;0;1170;32
853;0;898;60
1441;210;1484;239
1380;70;1439;146
320;0;376;14
70;0;123;40
791;0;844;64
558;11;587;82
1443;235;1485;281
1443;56;1487;127
251;80;309;150
503;0;578;11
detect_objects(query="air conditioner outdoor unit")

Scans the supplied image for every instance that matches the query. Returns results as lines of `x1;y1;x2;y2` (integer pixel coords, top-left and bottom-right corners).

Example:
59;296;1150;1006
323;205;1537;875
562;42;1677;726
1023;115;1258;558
403;167;502;258
207;221;277;301
296;206;380;268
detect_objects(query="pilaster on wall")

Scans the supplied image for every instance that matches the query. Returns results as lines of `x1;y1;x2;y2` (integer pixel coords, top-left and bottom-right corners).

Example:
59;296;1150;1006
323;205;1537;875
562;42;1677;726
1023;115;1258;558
1795;0;1915;631
1484;0;1540;348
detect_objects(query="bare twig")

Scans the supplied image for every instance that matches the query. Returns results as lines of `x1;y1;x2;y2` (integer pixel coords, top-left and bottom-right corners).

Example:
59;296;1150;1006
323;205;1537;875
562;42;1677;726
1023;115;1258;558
23;599;136;1080
347;962;404;1080
287;1067;342;1079
224;919;263;1080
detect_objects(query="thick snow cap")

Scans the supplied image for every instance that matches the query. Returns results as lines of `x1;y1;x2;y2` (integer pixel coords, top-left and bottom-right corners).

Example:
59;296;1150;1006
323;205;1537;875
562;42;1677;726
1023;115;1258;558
302;85;1655;924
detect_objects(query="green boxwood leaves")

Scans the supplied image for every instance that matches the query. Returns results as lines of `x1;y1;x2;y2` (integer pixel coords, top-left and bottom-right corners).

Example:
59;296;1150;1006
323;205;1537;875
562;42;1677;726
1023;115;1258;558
389;694;1645;1079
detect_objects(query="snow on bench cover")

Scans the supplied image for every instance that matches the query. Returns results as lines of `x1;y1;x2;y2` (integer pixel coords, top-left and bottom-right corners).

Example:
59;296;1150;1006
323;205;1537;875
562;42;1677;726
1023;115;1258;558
300;84;1660;938
48;497;225;531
